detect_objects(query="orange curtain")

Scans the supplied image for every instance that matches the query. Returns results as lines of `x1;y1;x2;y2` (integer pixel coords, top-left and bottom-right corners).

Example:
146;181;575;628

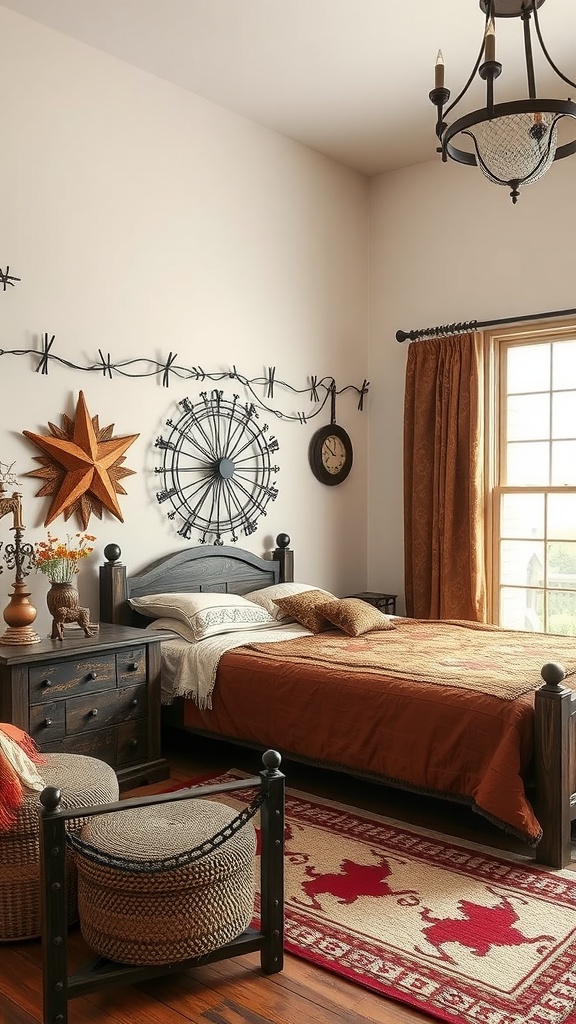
403;333;487;621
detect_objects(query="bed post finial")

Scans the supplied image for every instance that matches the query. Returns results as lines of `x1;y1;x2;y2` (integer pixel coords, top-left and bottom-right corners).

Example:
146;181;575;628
103;543;122;565
99;544;129;625
274;533;293;583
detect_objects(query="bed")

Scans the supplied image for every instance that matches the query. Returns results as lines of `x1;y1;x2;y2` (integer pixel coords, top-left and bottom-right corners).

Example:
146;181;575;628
99;537;576;869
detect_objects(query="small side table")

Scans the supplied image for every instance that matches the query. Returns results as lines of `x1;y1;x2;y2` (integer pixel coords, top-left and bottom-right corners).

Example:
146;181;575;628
348;592;397;615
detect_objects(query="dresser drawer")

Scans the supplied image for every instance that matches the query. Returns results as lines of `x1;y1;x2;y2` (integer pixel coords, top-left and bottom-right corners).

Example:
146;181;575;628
40;728;116;762
117;719;149;766
117;647;147;686
29;701;66;742
29;655;116;704
65;683;148;735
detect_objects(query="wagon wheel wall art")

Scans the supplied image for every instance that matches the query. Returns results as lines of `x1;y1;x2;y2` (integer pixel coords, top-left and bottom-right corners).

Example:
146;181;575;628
155;390;280;545
22;391;139;530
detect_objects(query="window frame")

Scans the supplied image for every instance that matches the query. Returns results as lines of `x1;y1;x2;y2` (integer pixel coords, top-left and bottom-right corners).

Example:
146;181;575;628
486;319;576;631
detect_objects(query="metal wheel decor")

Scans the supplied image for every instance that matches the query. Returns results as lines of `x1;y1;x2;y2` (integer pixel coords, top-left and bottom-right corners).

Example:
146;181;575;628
155;391;280;544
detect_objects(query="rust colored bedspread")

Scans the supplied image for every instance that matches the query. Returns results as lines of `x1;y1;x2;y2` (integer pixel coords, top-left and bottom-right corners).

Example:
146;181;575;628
181;621;576;845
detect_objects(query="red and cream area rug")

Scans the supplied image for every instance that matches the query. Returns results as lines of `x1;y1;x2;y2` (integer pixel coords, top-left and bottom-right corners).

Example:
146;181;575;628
176;771;576;1024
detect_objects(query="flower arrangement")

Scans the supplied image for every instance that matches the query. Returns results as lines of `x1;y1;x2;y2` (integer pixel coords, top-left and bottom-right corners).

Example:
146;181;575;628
34;533;96;584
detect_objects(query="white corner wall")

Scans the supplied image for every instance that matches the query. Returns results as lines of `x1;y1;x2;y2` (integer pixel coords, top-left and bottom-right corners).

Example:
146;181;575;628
369;155;576;613
1;7;370;635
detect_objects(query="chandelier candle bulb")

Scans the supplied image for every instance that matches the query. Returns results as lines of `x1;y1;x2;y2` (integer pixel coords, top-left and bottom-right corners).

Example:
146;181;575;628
485;17;496;63
434;49;445;89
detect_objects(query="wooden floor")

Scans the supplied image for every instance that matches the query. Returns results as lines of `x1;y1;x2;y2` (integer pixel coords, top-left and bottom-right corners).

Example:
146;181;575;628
2;730;575;1024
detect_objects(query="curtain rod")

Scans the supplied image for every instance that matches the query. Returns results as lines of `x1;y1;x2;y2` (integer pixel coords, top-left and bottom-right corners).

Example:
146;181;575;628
395;306;576;344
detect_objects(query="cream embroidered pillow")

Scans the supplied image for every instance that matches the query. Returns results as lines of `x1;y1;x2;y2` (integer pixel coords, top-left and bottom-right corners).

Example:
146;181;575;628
272;589;336;634
129;592;275;640
320;598;396;637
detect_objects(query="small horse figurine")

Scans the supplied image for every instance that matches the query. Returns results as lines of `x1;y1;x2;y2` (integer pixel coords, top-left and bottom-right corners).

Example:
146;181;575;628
50;605;99;642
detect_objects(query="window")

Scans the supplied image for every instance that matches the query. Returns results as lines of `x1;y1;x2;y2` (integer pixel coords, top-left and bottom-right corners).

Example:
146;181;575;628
489;323;576;636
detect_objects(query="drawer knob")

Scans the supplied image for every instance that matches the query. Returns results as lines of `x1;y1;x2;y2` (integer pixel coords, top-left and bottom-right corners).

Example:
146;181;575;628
44;718;52;727
130;738;138;748
127;661;138;672
86;671;97;681
42;679;52;688
90;708;98;717
131;698;138;707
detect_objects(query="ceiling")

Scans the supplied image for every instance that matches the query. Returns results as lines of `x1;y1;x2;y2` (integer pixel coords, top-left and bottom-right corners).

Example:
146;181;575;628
2;0;575;175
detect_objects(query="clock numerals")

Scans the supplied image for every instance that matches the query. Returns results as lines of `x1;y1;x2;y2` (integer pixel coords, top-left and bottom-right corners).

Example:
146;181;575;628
156;487;178;504
156;390;280;544
321;436;346;474
177;520;195;541
155;436;176;452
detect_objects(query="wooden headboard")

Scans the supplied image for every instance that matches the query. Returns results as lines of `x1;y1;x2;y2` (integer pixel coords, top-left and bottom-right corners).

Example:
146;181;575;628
99;534;294;627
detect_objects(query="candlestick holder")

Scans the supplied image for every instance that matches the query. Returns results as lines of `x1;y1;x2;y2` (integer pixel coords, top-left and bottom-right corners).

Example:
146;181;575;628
0;463;41;645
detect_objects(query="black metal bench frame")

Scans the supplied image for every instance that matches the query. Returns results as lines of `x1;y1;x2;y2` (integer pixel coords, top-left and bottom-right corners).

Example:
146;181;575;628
39;750;285;1024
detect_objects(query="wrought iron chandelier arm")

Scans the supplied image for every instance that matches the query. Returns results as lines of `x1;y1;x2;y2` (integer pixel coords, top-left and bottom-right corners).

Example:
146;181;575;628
533;2;576;89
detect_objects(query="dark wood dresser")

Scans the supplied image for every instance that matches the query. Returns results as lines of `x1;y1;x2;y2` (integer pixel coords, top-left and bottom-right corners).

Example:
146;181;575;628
0;624;172;789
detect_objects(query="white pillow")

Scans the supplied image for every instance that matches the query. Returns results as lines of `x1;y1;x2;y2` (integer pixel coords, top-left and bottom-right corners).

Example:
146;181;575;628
145;617;198;643
147;615;281;644
244;582;335;622
129;591;275;640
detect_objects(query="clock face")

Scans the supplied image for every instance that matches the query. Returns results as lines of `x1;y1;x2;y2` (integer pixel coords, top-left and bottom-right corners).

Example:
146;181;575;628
309;424;353;486
321;434;347;475
155;391;280;544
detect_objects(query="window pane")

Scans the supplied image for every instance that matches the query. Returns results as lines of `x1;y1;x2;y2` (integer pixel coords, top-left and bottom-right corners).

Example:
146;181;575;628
500;586;543;631
551;440;576;485
547;493;576;540
507;393;549;441
547;590;576;636
507;343;550;394
547;542;576;587
552;339;576;390
552;391;576;439
500;539;545;585
506;441;549;485
501;493;544;538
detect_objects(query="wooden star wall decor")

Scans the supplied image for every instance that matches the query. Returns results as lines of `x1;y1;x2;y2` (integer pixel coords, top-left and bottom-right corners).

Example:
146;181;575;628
23;391;139;530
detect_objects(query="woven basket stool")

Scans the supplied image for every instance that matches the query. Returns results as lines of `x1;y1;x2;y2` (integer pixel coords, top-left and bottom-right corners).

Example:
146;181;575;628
0;752;119;942
75;797;257;965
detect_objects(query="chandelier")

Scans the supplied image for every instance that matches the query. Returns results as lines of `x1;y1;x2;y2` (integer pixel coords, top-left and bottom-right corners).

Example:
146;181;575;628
429;0;576;203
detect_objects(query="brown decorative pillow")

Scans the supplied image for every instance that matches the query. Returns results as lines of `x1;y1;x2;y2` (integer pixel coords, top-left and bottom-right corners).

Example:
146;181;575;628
320;598;396;637
273;589;336;634
244;582;334;621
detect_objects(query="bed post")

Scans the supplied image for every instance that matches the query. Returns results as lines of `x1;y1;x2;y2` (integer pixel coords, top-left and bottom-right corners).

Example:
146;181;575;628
273;533;294;583
99;544;130;625
533;662;575;869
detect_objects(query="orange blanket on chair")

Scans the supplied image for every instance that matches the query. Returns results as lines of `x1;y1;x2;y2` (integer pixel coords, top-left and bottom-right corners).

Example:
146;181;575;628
0;724;46;830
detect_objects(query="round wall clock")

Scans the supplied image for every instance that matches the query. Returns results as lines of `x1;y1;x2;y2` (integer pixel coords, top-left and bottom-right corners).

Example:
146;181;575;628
308;423;353;486
155;391;280;544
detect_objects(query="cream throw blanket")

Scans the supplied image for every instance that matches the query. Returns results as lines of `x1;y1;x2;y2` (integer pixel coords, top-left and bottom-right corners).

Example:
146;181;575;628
0;724;46;830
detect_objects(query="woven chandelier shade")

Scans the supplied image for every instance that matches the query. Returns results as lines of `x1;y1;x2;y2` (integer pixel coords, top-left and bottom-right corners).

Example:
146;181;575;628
473;111;559;187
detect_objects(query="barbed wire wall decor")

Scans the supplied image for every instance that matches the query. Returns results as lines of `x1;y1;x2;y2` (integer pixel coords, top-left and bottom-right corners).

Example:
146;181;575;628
1;267;21;291
0;333;369;424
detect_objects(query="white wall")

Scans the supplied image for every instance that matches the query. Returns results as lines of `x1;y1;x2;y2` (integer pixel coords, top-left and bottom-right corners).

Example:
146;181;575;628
369;156;576;613
0;7;370;636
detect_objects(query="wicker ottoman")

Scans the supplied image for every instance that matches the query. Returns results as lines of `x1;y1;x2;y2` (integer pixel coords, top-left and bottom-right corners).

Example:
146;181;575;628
0;752;119;942
75;797;257;965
